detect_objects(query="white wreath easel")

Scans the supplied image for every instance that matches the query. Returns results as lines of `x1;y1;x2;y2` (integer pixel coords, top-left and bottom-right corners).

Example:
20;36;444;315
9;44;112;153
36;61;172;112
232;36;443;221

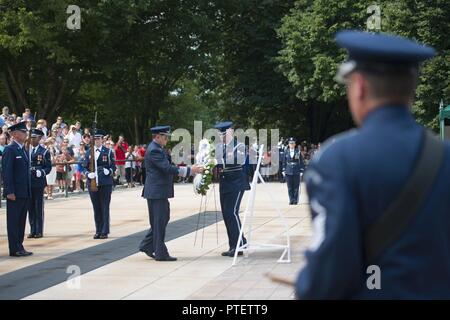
232;144;291;266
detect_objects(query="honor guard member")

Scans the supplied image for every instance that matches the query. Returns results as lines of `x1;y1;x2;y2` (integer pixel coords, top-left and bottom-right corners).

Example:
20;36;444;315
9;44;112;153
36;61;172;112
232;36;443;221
282;137;305;205
296;31;450;299
215;121;251;257
139;126;203;261
2;122;33;257
28;129;51;238
83;129;116;239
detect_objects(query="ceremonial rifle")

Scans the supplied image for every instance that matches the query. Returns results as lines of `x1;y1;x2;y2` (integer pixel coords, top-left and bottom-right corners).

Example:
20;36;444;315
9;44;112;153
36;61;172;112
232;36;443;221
89;112;98;191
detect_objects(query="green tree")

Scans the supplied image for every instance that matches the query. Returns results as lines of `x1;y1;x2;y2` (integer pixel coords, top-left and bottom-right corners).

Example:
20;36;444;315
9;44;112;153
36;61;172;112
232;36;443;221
277;0;449;141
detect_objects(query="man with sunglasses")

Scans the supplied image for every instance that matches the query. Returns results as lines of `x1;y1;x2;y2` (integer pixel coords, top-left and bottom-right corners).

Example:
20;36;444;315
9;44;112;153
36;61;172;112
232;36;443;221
139;126;204;261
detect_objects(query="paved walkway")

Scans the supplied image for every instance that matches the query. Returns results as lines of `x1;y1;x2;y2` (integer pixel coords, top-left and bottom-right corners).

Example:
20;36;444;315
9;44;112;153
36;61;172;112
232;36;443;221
0;182;312;300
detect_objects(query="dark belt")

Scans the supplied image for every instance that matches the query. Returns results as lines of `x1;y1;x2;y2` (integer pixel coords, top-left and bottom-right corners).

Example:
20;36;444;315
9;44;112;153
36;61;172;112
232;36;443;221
221;166;243;173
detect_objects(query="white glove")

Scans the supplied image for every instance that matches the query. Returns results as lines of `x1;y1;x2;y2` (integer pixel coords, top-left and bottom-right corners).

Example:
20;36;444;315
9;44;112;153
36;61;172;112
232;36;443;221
282;172;286;177
87;172;96;179
35;170;42;178
103;168;110;176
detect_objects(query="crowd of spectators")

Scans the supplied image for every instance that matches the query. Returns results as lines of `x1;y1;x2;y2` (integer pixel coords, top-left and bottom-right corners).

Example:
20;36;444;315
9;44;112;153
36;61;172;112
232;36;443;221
0;106;147;199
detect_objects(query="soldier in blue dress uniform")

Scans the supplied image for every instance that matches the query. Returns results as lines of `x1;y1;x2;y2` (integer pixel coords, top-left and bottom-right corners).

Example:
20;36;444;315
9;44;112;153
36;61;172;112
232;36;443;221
214;121;251;257
27;128;52;238
295;31;450;299
2;122;33;257
83;129;116;239
282;137;305;205
139;126;203;261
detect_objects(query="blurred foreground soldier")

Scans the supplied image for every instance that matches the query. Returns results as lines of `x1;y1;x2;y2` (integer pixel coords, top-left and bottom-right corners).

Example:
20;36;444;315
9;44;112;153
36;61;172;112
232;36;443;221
83;129;116;239
28;129;51;238
139;126;203;261
215;121;250;257
2;122;32;257
282;137;304;205
296;31;450;299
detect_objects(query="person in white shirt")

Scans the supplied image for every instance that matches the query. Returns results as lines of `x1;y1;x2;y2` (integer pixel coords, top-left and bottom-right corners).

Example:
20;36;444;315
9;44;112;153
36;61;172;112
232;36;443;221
67;125;82;148
125;146;136;188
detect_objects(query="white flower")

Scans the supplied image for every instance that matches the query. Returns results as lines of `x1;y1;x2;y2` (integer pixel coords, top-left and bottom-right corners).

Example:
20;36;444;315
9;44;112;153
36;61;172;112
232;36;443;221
205;170;210;174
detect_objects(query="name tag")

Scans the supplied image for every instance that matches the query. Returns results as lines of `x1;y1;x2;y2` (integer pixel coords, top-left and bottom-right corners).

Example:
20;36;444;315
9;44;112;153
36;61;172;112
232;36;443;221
16;156;22;159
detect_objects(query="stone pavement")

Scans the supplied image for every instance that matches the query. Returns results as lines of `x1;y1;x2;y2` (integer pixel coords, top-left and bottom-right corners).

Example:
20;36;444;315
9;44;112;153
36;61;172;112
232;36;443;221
0;182;313;300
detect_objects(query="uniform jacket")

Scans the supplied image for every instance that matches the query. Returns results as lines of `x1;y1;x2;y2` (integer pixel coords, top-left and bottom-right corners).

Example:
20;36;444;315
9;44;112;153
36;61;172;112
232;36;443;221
216;138;250;194
30;144;52;188
283;148;305;175
83;145;116;186
2;141;31;198
143;140;186;199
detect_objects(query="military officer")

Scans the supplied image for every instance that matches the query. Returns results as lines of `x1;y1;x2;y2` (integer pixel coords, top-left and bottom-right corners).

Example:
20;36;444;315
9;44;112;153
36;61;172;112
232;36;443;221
296;31;450;299
282;137;305;205
27;128;51;238
2;122;33;257
83;129;116;239
215;121;251;257
139;126;203;261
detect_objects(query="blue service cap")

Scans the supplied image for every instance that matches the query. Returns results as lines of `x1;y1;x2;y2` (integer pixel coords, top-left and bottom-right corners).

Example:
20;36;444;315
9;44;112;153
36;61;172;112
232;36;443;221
288;137;296;143
150;125;171;135
8;121;28;133
335;30;436;83
214;121;233;133
30;128;44;137
94;129;107;138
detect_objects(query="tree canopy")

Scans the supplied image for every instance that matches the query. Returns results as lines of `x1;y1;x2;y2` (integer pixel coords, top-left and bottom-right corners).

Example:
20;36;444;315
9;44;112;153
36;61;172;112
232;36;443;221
0;0;448;144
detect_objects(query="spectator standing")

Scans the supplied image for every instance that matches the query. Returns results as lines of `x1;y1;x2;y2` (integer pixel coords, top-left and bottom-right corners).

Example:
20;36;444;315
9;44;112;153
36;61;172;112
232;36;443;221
0;106;9;121
125;146;136;188
55;146;73;193
51;116;67;131
68;125;82;148
114;136;128;184
45;140;58;200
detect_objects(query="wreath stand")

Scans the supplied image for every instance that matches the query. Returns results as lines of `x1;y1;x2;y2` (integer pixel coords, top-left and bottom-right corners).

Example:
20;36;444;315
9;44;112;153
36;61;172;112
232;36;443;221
194;182;220;247
232;144;291;266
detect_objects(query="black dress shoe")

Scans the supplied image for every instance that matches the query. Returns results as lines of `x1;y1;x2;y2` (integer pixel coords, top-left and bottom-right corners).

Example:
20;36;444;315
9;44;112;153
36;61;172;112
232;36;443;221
27;234;35;239
10;250;33;257
140;249;155;259
93;234;100;239
99;234;108;239
221;250;243;257
34;233;43;238
155;256;177;261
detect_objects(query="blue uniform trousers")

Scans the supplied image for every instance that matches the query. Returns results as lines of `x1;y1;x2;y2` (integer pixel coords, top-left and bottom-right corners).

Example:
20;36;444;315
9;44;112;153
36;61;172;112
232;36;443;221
220;191;246;250
88;185;112;235
29;187;45;235
139;199;170;259
286;174;300;203
7;198;30;254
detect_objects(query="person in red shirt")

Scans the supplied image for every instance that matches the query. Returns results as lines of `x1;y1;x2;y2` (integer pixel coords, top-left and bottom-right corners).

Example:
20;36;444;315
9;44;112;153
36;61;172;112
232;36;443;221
135;144;146;185
114;135;129;184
